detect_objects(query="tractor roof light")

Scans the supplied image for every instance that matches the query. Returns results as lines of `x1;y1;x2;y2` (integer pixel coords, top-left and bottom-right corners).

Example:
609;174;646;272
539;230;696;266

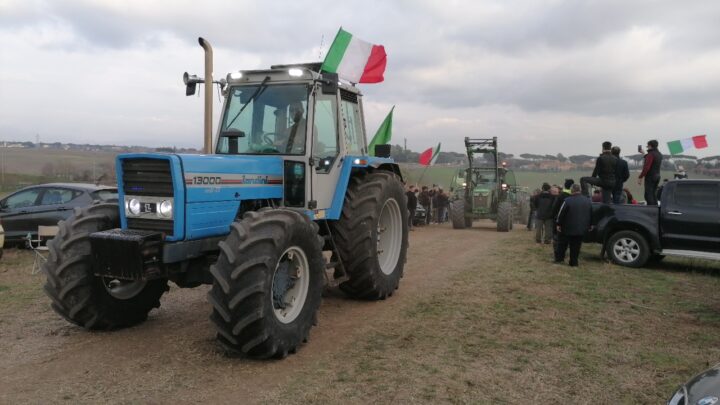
288;68;303;77
228;71;243;80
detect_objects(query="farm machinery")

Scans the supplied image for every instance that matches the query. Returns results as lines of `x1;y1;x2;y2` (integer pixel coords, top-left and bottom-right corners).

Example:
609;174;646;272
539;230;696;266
43;38;408;359
449;137;530;231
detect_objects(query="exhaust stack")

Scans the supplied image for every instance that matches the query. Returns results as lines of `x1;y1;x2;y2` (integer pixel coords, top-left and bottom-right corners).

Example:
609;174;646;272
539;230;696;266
199;37;213;154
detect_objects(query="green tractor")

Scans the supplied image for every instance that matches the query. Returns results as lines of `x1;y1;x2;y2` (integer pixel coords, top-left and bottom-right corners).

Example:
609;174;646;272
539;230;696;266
449;137;530;231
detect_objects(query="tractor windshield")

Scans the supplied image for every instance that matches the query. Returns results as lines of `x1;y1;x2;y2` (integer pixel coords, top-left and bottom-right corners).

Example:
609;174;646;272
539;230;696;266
217;84;310;155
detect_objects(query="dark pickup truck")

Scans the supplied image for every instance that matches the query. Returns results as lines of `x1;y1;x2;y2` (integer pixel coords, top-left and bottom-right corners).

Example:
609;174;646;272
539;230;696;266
588;179;720;267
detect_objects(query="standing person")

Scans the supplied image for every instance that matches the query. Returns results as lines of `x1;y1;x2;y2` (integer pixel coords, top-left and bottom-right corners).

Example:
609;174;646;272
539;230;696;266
611;146;629;204
436;188;448;223
580;141;618;204
430;186;438;224
527;188;541;231
419;186;431;225
406;185;417;230
554;184;593;267
533;183;555;244
552;179;574;254
637;140;663;205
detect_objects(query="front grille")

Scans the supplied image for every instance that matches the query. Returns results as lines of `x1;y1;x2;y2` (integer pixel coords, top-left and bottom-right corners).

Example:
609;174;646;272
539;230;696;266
122;158;173;196
127;218;174;234
122;158;175;236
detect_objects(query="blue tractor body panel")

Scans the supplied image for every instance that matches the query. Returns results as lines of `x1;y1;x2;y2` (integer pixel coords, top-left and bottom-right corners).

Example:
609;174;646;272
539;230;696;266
117;153;284;242
117;153;397;242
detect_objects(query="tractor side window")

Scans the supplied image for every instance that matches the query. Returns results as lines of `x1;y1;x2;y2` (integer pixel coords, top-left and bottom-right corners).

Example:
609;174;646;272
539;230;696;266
313;94;338;173
340;100;365;155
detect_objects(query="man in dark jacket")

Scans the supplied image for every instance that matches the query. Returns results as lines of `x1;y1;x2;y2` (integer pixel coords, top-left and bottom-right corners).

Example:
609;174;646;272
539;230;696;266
554;184;593;267
533;183;555;244
580;141;618;204
638;140;663;205
406;185;418;230
418;186;431;225
611;146;629;204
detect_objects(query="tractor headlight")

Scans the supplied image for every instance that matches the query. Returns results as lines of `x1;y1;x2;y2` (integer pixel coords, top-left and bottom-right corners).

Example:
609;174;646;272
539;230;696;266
501;183;508;190
158;200;173;218
462;182;467;187
127;198;141;215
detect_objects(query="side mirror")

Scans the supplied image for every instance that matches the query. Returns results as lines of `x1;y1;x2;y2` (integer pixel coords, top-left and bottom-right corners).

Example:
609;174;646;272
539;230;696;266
183;72;203;96
374;144;391;158
320;72;338;94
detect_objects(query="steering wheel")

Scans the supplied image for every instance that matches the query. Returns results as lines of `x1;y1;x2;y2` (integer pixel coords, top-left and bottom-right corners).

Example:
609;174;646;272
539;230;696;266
261;132;280;145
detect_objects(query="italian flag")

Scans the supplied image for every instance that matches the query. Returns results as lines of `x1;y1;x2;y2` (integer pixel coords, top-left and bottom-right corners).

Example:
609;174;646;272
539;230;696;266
321;28;387;83
667;135;708;155
419;143;441;166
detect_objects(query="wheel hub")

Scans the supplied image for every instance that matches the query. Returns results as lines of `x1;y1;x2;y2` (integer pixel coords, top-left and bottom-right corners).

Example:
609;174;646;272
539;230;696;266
613;238;639;263
271;247;309;324
377;198;402;275
102;277;147;300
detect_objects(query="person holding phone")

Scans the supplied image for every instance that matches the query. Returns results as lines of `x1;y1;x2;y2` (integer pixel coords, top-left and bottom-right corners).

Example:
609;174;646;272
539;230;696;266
637;139;663;205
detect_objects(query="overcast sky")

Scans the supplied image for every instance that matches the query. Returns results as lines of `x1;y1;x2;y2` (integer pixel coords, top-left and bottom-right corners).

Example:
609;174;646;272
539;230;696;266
1;0;719;157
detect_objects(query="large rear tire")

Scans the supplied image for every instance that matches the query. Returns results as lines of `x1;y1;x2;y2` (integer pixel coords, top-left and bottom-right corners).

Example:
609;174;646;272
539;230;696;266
208;209;325;358
450;200;466;229
43;203;168;330
332;171;409;300
497;201;513;232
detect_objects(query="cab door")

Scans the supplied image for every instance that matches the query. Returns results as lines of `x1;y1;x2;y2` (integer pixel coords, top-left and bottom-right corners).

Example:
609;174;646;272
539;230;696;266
309;89;342;213
660;182;720;252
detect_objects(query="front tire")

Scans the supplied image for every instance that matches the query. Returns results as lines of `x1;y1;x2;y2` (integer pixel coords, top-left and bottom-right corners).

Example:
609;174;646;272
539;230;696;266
43;203;168;330
208;209;325;358
332;171;409;300
606;230;650;268
450;200;466;229
496;201;513;232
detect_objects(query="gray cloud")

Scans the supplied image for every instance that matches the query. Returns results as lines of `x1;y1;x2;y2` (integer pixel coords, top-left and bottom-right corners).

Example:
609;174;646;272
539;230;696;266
1;0;719;156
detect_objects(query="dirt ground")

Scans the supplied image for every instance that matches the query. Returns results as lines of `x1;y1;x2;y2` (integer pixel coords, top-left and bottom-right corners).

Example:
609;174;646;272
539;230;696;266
1;220;718;404
0;221;502;404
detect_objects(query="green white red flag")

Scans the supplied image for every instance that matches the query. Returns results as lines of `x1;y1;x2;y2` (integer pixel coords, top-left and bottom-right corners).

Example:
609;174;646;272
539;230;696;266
419;143;441;166
321;28;387;83
667;135;708;155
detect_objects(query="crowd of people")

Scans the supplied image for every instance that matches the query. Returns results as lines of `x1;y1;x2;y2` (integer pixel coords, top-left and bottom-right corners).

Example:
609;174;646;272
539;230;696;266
579;139;664;205
405;184;451;229
528;139;666;267
403;139;668;267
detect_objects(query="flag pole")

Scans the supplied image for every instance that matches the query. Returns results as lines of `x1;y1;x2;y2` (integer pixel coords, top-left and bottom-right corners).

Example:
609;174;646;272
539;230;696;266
417;164;431;185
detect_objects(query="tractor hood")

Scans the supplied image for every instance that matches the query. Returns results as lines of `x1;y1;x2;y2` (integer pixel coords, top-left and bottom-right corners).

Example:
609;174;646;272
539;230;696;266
178;154;284;203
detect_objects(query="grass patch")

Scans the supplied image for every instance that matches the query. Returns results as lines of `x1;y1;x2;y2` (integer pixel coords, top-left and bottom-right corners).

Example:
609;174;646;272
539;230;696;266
0;250;45;311
264;231;720;404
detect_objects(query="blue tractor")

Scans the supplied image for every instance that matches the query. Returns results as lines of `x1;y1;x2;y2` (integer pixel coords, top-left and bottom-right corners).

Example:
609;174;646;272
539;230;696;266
43;38;409;359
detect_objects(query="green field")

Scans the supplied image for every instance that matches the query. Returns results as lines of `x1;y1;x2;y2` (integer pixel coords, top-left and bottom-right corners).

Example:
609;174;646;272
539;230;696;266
401;165;713;201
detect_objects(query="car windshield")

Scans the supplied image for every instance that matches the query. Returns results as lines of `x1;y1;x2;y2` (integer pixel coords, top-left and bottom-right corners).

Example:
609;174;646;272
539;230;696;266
217;84;310;155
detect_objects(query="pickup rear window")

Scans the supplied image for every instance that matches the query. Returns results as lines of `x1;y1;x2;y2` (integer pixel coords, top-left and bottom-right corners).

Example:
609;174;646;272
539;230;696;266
674;183;719;208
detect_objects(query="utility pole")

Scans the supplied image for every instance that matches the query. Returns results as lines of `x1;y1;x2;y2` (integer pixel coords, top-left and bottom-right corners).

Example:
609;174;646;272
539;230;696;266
404;137;407;152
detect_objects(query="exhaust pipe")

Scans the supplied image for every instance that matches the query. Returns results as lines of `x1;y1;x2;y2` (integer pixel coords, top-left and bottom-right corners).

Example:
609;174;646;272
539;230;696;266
198;37;213;154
